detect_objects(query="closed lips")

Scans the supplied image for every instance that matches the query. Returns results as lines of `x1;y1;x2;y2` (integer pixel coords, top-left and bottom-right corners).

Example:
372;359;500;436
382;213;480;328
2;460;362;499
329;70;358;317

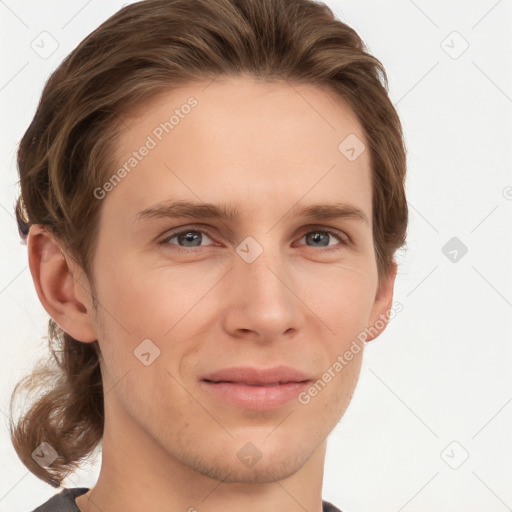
201;365;312;386
204;380;307;386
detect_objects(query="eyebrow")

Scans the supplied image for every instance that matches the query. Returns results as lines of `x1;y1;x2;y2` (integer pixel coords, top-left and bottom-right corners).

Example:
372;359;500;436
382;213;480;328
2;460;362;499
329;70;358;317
135;200;370;226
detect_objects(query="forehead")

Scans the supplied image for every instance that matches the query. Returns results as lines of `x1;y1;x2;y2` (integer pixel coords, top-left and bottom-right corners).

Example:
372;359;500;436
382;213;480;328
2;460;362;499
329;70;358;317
102;76;372;226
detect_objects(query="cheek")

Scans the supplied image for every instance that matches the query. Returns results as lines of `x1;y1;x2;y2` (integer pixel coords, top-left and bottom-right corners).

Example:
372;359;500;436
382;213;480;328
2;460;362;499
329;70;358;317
295;350;363;442
93;256;187;338
93;242;378;358
303;265;377;342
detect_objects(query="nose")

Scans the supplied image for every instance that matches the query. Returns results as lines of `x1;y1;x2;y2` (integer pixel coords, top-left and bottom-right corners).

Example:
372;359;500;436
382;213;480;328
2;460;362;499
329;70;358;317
221;243;304;343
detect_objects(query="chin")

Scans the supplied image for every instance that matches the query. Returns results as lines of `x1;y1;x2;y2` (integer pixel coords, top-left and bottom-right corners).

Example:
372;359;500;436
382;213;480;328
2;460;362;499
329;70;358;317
191;449;310;484
176;429;322;485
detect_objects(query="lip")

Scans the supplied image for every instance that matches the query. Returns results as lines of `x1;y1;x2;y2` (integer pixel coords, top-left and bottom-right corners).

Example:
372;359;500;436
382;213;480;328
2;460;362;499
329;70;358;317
201;365;311;385
200;365;312;410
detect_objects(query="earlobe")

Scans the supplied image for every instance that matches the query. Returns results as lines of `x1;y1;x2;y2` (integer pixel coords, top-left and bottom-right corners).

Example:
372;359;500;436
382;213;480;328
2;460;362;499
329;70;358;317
26;225;97;343
365;261;398;343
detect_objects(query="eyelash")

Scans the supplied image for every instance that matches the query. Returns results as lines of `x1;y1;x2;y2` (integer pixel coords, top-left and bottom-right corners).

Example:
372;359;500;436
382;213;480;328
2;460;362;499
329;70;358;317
159;225;351;254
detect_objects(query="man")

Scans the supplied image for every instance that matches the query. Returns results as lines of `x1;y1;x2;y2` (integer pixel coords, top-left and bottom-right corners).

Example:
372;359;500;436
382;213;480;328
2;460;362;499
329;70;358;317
10;1;408;511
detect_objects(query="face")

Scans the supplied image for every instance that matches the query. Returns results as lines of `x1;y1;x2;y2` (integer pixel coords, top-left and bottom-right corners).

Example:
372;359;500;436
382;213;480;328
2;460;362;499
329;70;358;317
72;76;395;484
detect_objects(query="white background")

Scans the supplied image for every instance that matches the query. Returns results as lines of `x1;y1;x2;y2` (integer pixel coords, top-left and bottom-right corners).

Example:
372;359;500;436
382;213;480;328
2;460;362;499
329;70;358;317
1;1;511;511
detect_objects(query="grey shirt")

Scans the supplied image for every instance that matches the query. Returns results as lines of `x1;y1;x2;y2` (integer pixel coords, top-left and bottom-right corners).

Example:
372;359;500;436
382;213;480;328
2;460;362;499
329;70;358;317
30;487;343;511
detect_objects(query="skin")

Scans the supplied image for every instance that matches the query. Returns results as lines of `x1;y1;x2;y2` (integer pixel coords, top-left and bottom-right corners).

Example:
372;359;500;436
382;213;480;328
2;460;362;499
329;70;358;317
27;76;397;512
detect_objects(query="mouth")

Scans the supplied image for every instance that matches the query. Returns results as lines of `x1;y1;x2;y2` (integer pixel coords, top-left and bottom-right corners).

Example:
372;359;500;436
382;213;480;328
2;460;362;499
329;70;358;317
200;366;312;410
203;379;306;386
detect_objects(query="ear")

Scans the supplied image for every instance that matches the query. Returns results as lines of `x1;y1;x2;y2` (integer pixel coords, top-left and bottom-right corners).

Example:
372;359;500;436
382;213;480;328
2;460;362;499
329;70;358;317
365;260;398;343
26;225;97;343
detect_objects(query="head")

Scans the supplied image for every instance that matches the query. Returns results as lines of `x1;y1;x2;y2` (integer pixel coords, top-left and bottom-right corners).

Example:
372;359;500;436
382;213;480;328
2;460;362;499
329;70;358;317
10;0;407;488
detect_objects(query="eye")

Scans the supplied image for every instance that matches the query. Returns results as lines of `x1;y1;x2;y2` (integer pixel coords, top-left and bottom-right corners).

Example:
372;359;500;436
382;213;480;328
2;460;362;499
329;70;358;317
160;228;216;252
295;228;350;252
159;225;351;254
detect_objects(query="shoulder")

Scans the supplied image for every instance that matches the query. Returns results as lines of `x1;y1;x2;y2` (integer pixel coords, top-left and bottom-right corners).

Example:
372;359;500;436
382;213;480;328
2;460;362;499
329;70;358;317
30;487;90;512
322;499;344;512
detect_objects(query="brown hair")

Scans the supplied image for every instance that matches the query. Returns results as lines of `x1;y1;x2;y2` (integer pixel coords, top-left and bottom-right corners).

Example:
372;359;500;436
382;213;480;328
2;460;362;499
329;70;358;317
10;0;408;487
